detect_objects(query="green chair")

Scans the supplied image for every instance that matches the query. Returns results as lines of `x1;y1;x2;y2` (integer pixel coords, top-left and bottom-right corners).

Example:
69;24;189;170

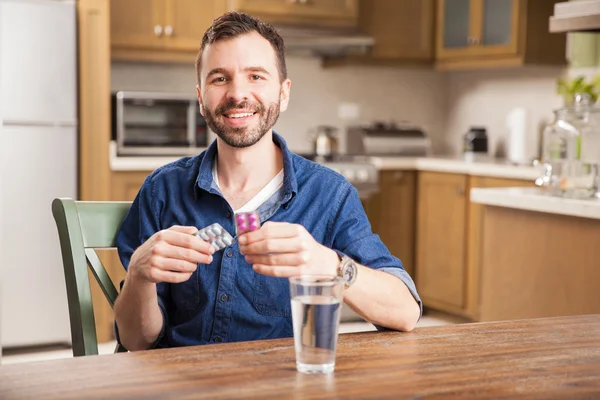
52;198;132;357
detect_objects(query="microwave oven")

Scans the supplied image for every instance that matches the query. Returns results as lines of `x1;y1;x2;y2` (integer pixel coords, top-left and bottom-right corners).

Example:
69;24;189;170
112;91;209;156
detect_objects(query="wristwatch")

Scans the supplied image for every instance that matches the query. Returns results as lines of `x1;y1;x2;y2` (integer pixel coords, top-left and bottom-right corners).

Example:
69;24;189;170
338;255;358;288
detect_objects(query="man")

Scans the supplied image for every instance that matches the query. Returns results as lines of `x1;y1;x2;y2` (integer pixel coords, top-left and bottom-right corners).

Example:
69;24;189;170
114;11;421;351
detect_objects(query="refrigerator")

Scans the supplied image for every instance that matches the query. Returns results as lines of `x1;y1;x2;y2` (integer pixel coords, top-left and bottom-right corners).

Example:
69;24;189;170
0;0;77;348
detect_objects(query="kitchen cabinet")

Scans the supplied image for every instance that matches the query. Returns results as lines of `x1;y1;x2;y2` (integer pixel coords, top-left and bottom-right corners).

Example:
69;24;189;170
416;172;468;314
436;0;567;70
324;0;434;67
111;0;227;62
415;172;534;320
465;176;535;320
230;0;358;27
79;0;114;344
370;170;417;277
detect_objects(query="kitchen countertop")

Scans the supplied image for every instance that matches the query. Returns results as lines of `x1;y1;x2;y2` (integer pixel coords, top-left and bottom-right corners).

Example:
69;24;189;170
470;187;600;220
109;143;540;181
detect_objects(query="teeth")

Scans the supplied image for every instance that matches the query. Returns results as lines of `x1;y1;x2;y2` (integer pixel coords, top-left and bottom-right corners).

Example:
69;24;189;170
227;113;254;118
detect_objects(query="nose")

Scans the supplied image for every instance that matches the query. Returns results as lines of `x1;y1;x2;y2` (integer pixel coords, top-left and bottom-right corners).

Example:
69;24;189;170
226;76;250;103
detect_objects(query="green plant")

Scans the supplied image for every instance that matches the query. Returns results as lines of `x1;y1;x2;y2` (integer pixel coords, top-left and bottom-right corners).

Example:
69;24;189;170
556;75;600;105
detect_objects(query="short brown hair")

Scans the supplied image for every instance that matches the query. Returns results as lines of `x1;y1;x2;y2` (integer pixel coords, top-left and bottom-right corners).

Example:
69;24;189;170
195;11;287;86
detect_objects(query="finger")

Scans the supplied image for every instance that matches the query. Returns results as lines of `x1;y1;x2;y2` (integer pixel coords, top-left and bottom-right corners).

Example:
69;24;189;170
245;252;308;266
156;230;215;255
239;222;303;245
168;225;199;235
152;243;213;265
151;255;199;273
240;237;306;255
252;264;302;278
150;268;193;284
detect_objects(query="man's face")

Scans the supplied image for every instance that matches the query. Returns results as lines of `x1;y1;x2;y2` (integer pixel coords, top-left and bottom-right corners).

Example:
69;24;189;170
198;32;291;148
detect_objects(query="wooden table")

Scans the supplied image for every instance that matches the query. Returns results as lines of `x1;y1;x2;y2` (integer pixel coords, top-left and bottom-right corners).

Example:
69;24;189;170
2;315;600;399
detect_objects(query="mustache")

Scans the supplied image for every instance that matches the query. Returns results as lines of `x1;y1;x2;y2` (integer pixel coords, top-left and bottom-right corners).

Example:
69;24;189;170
215;99;264;115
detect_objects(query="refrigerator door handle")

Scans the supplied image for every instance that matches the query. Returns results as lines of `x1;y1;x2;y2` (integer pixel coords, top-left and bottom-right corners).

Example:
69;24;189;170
2;119;78;128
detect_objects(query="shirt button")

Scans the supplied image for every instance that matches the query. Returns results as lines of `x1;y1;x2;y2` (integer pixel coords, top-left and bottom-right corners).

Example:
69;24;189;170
220;293;229;302
226;211;231;218
214;336;223;343
226;250;233;258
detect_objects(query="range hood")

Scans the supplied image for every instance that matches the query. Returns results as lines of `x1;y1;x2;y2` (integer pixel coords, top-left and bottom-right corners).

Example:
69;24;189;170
275;25;374;57
550;0;600;32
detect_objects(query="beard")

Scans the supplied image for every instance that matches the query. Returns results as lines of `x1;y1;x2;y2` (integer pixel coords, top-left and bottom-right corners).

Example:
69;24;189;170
203;98;281;148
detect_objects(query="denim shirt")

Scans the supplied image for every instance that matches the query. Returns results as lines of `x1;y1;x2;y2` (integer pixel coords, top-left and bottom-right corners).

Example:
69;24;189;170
115;132;422;348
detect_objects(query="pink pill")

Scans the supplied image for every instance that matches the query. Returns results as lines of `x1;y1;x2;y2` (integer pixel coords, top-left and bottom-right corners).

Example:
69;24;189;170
236;214;245;224
249;221;258;231
238;223;248;231
247;213;257;222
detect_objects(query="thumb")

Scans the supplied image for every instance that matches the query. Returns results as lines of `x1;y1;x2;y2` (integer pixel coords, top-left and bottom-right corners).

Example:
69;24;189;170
168;225;198;235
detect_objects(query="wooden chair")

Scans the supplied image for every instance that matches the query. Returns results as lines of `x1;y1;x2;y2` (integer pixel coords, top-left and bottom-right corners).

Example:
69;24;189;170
51;198;131;357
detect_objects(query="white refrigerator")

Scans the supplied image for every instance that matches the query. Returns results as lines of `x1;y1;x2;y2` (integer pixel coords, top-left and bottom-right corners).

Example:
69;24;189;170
0;0;77;348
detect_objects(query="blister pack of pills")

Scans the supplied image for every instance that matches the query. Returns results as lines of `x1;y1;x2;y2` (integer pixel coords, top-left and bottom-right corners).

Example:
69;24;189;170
194;223;234;252
235;211;261;234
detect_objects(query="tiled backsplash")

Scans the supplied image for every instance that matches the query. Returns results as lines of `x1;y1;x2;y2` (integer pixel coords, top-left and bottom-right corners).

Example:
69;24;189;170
112;58;570;159
111;57;446;154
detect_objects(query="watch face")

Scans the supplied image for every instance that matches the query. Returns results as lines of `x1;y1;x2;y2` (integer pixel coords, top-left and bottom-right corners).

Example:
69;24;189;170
343;260;357;285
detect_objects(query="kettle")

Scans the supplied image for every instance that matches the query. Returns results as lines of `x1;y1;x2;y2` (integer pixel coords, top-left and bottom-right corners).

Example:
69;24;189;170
310;125;339;156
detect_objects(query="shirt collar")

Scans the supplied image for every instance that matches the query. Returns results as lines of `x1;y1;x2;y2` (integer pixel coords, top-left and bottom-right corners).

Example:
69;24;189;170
195;131;298;204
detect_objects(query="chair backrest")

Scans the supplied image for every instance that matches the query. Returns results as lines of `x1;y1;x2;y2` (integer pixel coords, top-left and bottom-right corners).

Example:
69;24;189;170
52;198;132;357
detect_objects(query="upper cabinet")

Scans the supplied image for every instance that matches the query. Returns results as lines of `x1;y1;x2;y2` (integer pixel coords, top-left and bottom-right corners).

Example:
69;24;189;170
436;0;567;70
324;0;435;67
230;0;358;27
111;0;227;62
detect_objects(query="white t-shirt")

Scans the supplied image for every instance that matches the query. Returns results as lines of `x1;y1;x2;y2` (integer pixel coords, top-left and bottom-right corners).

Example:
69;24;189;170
212;158;284;213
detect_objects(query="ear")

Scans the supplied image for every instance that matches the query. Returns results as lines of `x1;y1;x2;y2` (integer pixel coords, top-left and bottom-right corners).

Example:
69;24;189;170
279;79;292;112
196;85;205;117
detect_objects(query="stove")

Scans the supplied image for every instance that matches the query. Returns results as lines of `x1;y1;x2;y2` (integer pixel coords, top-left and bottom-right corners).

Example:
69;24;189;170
297;153;379;200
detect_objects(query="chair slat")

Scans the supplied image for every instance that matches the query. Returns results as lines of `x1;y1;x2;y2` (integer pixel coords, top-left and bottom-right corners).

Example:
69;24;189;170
76;201;131;248
85;249;119;308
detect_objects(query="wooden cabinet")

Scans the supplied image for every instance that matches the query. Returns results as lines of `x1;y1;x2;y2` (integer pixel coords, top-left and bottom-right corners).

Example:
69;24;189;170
416;172;468;314
436;0;567;70
324;0;435;67
231;0;358;27
465;176;534;319
111;0;226;62
369;170;417;277
111;171;151;201
415;172;534;320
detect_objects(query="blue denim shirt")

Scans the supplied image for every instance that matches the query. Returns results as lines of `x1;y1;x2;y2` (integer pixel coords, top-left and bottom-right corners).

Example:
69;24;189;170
115;132;422;348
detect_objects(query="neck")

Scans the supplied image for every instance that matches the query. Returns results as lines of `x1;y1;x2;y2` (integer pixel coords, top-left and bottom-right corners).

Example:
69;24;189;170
216;130;283;193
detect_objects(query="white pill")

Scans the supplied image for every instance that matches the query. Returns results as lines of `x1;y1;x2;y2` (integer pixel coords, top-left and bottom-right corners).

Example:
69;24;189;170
215;239;226;248
222;236;233;246
198;230;210;241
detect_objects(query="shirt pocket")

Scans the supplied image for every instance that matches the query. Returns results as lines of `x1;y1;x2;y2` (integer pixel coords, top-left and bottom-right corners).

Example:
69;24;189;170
252;274;292;317
170;268;200;312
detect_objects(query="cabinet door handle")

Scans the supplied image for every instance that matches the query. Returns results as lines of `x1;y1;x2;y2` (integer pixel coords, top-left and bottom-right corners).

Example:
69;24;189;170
154;25;163;37
288;0;298;3
457;187;465;196
392;171;404;182
164;25;174;37
298;0;309;3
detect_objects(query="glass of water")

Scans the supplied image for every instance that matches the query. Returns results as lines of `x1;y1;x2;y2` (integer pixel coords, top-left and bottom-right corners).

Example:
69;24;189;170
289;275;344;374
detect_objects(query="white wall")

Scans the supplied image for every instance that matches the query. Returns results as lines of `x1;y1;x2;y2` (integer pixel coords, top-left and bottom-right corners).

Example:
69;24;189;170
443;67;567;161
111;56;447;154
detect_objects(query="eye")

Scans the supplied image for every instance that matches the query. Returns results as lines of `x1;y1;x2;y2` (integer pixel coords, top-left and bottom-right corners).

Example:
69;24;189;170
212;76;227;84
250;75;263;81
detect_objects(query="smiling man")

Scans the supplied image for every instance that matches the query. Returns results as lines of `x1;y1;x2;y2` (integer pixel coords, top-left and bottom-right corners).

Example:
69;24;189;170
113;11;421;351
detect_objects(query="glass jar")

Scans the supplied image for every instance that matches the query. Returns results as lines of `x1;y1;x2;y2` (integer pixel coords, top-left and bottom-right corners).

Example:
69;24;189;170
539;93;600;199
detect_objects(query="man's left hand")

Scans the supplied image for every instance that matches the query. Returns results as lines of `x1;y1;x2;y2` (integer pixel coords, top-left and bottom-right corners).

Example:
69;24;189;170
238;221;340;277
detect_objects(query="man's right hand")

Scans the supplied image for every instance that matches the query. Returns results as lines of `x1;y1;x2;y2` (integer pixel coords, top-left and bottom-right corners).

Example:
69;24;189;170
128;225;215;284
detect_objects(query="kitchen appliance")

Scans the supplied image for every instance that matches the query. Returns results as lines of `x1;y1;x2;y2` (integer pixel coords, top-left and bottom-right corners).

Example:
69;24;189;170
463;126;489;154
112;91;209;156
346;122;431;156
309;125;339;157
0;0;76;347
